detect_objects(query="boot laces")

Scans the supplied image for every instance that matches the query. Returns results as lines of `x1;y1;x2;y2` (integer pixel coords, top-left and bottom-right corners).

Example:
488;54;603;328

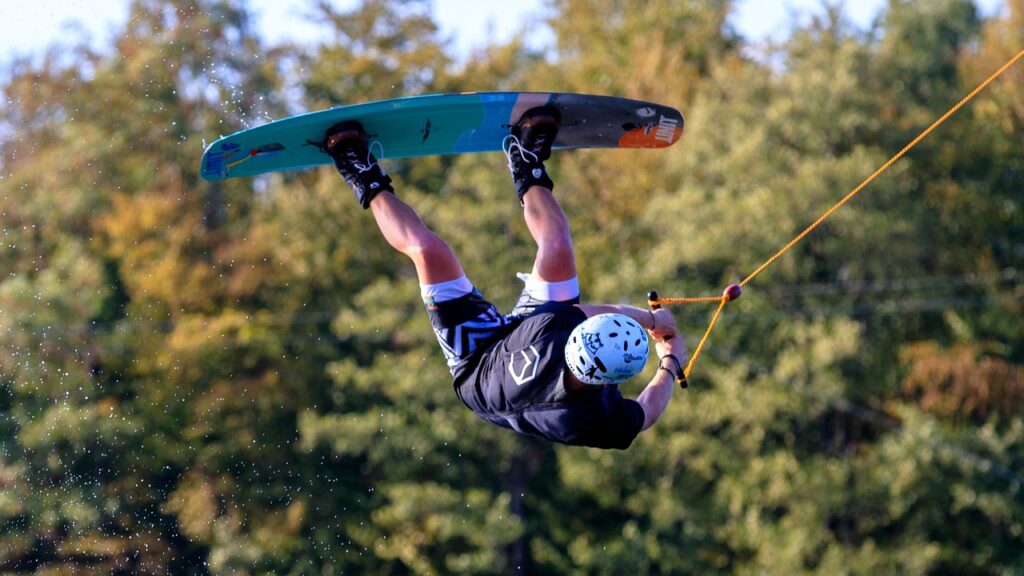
340;140;385;175
502;135;539;172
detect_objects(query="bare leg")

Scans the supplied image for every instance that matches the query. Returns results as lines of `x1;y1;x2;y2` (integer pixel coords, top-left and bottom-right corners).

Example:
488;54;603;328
368;191;465;285
521;185;577;282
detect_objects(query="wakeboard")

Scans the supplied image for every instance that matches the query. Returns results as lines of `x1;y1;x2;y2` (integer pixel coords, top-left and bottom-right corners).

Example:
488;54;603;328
201;92;684;181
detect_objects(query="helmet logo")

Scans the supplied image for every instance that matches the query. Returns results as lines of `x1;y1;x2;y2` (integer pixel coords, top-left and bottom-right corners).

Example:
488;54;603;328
622;353;646;364
509;345;541;386
583;333;603;355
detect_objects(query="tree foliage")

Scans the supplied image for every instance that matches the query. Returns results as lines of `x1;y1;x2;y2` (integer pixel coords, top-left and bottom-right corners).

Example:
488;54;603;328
1;0;1021;574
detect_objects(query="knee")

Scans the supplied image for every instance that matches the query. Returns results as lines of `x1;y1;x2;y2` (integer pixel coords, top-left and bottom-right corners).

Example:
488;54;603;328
541;224;574;253
404;232;453;263
539;234;575;266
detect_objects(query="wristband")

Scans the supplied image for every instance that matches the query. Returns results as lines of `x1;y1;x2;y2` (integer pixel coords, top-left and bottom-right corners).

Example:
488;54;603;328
659;354;681;373
659;354;688;389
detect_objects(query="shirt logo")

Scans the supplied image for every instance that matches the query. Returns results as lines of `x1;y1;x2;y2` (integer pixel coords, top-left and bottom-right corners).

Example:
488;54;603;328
509;345;541;386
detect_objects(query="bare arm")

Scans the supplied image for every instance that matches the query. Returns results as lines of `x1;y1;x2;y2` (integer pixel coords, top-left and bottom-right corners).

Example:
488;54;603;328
637;336;687;430
575;303;675;337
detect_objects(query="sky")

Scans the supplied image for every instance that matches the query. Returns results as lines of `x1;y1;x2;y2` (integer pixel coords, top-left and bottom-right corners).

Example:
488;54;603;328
0;0;1008;63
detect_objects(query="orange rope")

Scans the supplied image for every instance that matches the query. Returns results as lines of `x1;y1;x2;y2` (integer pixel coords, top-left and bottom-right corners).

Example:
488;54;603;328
741;48;1024;289
651;48;1024;385
684;295;728;379
653;295;724;305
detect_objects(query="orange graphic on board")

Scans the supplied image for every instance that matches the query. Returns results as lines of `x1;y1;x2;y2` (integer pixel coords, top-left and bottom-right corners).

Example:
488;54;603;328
618;114;683;148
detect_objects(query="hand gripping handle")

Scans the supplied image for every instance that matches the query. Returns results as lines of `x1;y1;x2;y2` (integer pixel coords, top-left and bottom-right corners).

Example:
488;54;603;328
648;291;687;389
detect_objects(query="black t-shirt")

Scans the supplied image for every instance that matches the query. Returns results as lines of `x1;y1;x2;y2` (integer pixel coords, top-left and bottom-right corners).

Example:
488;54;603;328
453;302;645;450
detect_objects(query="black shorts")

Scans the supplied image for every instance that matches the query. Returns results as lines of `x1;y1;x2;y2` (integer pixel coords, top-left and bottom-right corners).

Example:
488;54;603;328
423;275;580;375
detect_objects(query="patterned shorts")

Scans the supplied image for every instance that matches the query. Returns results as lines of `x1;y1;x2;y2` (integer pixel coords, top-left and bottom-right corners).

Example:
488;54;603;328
422;274;580;375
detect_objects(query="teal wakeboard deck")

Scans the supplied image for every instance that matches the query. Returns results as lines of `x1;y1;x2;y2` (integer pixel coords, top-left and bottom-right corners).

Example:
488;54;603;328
200;92;684;181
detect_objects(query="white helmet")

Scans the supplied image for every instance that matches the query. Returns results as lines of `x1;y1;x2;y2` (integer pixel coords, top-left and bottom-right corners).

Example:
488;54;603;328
565;313;649;385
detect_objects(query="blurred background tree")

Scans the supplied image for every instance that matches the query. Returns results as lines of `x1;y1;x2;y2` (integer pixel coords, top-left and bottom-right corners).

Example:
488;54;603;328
0;0;1021;574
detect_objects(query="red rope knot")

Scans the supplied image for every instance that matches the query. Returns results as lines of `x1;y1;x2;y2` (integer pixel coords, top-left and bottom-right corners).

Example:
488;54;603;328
723;284;742;302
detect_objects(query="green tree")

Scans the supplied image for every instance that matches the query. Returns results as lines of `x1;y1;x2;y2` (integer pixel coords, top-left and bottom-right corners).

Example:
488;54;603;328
1;0;288;572
2;0;1021;574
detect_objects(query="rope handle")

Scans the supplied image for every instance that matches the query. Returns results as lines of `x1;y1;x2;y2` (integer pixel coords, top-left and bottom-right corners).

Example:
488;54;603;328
648;290;687;389
649;285;741;389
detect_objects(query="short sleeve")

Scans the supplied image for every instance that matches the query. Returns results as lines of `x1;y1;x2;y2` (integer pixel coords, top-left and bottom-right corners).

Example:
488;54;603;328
526;391;646;450
604;397;645;449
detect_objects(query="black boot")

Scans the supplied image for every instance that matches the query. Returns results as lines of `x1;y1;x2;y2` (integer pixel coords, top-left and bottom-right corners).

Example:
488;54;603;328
323;120;393;209
504;105;560;203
